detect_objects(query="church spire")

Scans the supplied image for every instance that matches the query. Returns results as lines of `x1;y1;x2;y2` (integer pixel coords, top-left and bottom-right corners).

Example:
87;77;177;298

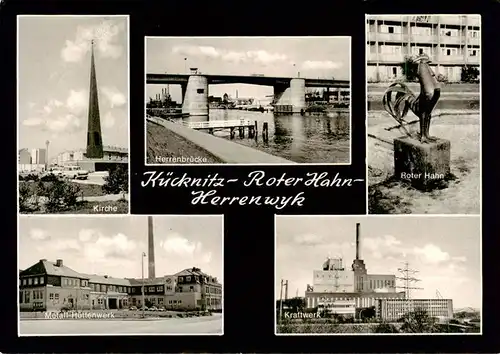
86;39;104;159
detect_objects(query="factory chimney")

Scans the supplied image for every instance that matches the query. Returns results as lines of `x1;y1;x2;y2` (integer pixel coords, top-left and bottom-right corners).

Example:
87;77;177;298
356;222;360;260
148;216;155;279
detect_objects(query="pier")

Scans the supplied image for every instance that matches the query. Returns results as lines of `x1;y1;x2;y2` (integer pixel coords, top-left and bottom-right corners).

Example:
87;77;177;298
146;116;294;164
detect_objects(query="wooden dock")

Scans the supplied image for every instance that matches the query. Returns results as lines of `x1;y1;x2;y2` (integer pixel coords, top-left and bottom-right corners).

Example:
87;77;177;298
182;119;253;130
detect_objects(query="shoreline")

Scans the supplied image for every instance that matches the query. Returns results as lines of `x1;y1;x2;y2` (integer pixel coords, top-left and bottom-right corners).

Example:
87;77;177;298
147;121;225;164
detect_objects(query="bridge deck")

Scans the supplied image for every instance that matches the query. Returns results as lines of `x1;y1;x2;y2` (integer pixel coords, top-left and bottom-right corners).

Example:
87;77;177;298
147;116;294;164
183;119;254;129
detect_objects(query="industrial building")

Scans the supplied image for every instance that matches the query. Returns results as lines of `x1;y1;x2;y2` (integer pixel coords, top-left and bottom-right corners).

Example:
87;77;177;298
19;259;222;312
366;15;481;82
19;216;222;312
303;223;453;321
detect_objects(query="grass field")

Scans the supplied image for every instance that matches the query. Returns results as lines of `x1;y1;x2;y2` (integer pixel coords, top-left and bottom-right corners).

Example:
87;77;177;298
146;121;223;164
368;111;480;214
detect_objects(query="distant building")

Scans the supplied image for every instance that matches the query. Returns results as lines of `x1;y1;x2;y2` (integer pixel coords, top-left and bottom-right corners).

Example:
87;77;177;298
19;259;222;312
55;146;128;172
366;15;481;82
18;149;31;164
376;298;453;321
31;148;46;165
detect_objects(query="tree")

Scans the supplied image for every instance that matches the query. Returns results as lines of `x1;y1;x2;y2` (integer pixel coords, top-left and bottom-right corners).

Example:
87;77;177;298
374;323;399;333
102;165;129;195
399;308;442;333
400;56;419;82
461;65;480;83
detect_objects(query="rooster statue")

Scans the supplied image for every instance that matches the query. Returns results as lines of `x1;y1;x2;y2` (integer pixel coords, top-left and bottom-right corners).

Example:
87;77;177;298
382;53;441;143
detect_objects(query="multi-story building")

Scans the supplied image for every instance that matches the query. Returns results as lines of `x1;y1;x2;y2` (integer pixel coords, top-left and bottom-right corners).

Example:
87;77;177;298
366;15;481;82
19;149;31;164
376;298;453;321
31;148;47;165
19;259;222;312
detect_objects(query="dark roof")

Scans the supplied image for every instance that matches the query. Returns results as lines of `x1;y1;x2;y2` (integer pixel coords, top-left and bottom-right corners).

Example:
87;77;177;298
81;273;131;286
20;260;88;279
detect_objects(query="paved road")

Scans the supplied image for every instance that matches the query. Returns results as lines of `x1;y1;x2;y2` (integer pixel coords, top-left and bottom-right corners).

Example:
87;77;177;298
72;172;108;186
83;193;129;202
147;117;295;164
20;314;222;335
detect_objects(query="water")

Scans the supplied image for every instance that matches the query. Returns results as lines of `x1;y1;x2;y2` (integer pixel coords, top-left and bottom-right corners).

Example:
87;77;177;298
182;109;350;163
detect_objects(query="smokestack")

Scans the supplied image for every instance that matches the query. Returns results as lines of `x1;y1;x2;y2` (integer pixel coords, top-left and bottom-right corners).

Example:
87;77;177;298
356;223;360;260
148;216;155;279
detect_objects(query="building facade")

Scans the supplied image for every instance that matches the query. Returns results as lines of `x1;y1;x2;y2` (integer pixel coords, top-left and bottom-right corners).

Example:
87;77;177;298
19;259;222;312
376;298;454;321
54;146;128;172
367;15;481;82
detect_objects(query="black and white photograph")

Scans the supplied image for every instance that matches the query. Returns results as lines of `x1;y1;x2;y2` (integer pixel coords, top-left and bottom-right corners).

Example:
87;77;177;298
275;215;481;335
145;36;351;165
366;15;481;214
18;215;224;336
18;15;130;215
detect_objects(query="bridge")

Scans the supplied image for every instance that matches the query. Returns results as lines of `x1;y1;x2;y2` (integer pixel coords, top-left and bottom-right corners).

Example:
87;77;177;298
146;72;350;116
146;73;350;88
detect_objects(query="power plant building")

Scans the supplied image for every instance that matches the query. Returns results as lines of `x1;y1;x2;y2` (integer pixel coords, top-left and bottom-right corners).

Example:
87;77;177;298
366;15;481;82
304;223;453;321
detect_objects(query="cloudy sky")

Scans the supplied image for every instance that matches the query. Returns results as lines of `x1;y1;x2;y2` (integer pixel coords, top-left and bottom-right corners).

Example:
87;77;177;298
146;37;350;103
19;216;223;282
276;216;481;309
18;16;129;159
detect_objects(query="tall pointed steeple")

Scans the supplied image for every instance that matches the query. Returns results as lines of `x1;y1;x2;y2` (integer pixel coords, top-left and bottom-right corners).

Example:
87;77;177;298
86;39;104;159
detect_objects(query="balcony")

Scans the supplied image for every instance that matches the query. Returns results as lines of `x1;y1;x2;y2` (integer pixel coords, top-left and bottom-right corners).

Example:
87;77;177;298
468;37;480;46
367;15;405;23
410;34;438;44
439;35;464;45
466;56;480;65
439;15;467;26
467;16;481;27
370;32;406;43
438;55;466;64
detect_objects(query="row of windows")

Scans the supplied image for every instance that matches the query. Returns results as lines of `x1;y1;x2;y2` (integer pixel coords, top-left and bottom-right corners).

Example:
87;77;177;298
376;25;479;37
21;277;44;286
178;275;217;283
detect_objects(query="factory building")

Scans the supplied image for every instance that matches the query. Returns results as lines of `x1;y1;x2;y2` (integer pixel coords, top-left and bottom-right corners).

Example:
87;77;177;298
19;217;222;313
366;15;481;82
304;222;453;321
19;259;222;312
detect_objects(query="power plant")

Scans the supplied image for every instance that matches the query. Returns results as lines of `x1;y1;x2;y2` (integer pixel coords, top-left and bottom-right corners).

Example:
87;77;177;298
303;223;454;321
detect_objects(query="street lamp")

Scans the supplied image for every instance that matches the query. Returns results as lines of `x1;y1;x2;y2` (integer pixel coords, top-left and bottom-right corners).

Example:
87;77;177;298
141;252;146;318
184;58;187;74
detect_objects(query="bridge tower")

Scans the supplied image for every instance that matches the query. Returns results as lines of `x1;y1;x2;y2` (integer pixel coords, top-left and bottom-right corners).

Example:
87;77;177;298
273;78;306;114
182;68;209;116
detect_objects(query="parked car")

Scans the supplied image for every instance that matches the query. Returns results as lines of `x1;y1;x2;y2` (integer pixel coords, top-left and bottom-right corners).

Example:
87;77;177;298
62;166;89;180
128;306;137;311
149;306;158;311
158;307;166;312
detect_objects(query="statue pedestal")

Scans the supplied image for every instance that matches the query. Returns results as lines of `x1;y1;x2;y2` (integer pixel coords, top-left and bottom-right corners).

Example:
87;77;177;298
394;136;451;191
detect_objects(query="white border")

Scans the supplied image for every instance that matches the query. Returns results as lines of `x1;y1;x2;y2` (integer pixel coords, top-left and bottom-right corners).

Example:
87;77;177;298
17;214;225;337
364;14;482;216
143;36;352;166
273;214;483;336
16;15;131;216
